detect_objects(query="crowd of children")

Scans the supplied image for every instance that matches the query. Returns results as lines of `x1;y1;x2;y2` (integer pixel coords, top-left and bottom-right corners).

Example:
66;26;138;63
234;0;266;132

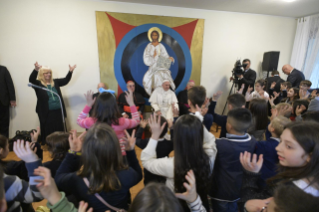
1;70;319;212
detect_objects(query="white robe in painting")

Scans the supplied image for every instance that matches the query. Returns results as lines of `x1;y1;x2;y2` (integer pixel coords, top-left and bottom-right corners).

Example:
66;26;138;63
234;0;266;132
143;43;176;96
149;87;179;121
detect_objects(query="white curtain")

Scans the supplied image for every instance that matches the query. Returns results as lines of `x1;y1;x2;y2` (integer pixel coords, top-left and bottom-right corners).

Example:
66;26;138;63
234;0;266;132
290;14;319;88
303;14;319;87
290;17;310;70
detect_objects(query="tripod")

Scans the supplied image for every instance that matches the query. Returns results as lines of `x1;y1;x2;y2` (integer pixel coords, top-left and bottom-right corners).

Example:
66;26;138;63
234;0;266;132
215;81;238;132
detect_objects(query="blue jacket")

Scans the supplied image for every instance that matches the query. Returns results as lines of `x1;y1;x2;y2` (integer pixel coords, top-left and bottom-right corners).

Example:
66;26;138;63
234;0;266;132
208;101;227;138
254;137;280;188
210;133;256;201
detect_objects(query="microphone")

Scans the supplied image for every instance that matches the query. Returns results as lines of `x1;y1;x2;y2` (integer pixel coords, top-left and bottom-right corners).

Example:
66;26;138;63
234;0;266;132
28;83;49;91
27;82;66;132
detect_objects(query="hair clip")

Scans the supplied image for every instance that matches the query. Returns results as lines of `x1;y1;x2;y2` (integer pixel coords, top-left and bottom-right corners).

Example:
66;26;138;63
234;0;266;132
99;88;116;96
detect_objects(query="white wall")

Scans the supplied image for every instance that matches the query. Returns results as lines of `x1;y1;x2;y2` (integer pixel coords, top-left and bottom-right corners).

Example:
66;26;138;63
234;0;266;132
0;0;296;137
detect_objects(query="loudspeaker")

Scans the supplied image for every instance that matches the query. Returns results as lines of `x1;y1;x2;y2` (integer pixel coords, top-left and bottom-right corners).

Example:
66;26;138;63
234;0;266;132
262;51;280;71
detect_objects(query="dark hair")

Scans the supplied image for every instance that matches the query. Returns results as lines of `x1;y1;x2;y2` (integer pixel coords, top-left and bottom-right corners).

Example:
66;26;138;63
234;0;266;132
129;183;183;212
300;80;312;88
78;123;128;193
243;59;251;64
255;79;265;90
271;70;280;76
290;87;300;100
302;111;319;123
281;81;292;90
92;92;121;126
46;132;70;161
187;86;206;108
227;94;246;109
159;116;168;138
270;122;319;187
292;99;309;117
249;99;268;130
173;115;211;209
227;108;252;133
273;184;319;212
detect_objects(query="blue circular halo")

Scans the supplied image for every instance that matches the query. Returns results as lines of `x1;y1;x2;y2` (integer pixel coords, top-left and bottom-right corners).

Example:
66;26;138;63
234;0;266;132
114;23;192;95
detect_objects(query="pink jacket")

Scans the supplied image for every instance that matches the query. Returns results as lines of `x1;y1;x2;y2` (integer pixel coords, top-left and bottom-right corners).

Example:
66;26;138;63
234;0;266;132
77;105;140;155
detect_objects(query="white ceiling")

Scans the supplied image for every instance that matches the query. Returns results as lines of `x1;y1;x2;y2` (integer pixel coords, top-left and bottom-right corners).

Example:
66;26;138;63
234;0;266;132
103;0;319;18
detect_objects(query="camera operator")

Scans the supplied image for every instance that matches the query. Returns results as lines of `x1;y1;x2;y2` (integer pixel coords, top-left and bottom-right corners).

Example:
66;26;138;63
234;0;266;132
230;59;256;95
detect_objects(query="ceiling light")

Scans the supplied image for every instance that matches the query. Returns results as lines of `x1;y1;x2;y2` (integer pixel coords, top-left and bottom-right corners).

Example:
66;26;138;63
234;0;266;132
283;0;296;2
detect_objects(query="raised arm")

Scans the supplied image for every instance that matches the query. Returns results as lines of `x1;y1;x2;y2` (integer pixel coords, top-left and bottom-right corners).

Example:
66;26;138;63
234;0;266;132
54;64;75;87
29;62;42;85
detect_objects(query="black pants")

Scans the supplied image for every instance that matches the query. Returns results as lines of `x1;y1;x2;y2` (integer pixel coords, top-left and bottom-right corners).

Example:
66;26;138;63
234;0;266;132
0;102;10;138
39;109;65;144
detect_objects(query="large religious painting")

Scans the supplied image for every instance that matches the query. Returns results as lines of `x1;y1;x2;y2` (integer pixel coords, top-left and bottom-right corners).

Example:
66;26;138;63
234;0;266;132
96;12;204;99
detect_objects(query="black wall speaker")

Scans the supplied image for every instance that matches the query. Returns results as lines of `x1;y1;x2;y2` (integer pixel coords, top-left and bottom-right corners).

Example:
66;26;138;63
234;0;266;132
262;51;280;72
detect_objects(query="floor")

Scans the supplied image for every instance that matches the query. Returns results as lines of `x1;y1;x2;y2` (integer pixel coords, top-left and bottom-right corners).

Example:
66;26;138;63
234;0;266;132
5;123;220;210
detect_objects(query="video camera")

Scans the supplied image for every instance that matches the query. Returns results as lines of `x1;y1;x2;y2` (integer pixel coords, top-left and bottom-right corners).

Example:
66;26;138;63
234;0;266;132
232;60;248;84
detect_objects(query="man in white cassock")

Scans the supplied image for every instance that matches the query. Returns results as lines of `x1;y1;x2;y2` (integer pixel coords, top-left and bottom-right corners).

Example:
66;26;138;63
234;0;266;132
149;80;179;121
143;28;176;96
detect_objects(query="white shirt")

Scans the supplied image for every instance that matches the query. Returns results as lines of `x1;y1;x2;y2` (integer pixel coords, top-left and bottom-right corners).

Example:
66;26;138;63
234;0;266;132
141;111;217;191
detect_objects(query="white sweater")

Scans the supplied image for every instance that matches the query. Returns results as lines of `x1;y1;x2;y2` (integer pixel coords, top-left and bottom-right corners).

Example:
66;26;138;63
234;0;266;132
141;111;217;191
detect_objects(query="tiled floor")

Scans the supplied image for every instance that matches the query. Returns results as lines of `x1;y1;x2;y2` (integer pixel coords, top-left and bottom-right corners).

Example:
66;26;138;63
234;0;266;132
5;123;220;210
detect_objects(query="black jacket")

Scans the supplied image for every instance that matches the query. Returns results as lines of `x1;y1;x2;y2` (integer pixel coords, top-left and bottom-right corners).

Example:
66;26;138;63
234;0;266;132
238;69;257;95
177;90;189;116
29;69;72;121
287;69;305;88
0;66;16;106
266;75;284;94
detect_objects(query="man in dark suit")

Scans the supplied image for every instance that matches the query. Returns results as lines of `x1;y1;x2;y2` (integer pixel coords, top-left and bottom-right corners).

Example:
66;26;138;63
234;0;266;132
282;64;305;88
0;65;16;138
231;59;257;95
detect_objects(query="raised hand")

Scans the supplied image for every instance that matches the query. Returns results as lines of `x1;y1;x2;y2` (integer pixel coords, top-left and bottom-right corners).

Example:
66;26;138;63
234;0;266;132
172;104;179;117
175;170;197;203
69;64;77;72
34;62;42;71
68;130;86;152
239;151;263;173
280;83;287;91
277;105;292;117
273;91;280;99
125;90;135;106
30;126;41;144
149;113;166;140
269;96;275;106
124;130;136;151
139;119;148;128
295;105;306;116
78;201;93;212
34;167;62;206
270;81;276;89
84;90;96;107
247;86;253;93
212;91;223;101
13;140;39;163
311;90;318;98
